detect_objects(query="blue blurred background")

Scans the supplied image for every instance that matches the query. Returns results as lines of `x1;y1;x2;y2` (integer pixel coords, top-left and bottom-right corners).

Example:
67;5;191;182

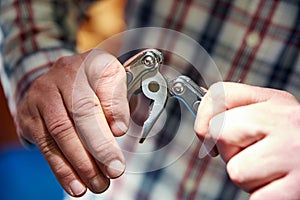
0;83;63;200
0;1;125;199
0;146;63;200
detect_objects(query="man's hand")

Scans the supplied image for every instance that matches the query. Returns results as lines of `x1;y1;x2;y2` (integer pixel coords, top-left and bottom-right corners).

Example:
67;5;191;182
17;50;130;197
194;82;300;199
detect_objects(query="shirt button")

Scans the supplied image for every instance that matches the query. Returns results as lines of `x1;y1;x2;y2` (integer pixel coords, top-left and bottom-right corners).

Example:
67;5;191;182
245;31;260;47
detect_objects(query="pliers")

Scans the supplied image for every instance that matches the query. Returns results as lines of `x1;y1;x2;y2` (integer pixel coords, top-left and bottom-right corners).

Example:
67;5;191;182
123;49;206;143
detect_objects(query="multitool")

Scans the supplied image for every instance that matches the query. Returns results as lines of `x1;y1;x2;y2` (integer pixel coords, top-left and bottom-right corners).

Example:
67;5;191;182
123;49;206;143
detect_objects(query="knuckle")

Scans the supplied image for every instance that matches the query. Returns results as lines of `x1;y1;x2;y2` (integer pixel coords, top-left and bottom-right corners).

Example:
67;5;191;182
91;138;119;163
31;75;47;89
105;100;126;120
207;82;226;101
25;77;49;97
278;90;294;99
31;74;54;94
271;90;298;104
86;52;123;83
209;82;224;93
38;137;57;158
53;55;80;78
55;56;73;68
72;96;101;118
101;62;124;79
54;161;75;182
74;159;96;177
94;65;125;97
194;124;207;138
48;117;74;139
27;76;56;106
226;160;245;185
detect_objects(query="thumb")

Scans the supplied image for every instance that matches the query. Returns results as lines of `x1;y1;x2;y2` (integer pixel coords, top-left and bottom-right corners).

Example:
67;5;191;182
83;49;130;136
195;82;273;139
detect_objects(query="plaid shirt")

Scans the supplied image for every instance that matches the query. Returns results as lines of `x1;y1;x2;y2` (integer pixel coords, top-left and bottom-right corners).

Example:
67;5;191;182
1;0;299;200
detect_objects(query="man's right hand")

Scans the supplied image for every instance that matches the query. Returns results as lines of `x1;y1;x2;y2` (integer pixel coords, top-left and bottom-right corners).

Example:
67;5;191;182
17;50;130;197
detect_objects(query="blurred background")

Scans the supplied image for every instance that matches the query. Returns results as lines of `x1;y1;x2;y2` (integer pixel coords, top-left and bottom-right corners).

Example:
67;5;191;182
0;0;125;199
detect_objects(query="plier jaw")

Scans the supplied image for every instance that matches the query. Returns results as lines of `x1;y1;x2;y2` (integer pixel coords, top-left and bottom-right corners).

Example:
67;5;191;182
123;49;206;143
124;49;163;91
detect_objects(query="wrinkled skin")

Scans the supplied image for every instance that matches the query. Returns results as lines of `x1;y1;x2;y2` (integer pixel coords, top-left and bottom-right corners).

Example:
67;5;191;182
17;50;130;197
17;48;300;199
195;82;300;200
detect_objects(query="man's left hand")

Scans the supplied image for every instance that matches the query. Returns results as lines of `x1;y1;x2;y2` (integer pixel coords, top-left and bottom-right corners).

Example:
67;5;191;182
194;82;300;200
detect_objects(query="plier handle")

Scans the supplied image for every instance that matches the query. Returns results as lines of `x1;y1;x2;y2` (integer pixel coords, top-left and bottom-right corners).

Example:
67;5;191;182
123;49;206;143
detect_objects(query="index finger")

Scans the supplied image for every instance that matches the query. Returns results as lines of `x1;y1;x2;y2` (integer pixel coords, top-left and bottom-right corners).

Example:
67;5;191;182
70;52;126;179
194;82;273;141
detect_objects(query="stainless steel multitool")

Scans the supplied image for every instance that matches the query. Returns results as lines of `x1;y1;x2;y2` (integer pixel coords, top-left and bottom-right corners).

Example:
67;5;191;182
123;49;206;143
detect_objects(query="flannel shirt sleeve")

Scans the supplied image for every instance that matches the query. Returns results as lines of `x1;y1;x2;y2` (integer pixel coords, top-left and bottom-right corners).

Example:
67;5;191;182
0;0;86;115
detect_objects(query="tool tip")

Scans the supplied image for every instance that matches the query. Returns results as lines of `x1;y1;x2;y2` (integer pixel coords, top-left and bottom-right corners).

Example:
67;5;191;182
139;138;146;144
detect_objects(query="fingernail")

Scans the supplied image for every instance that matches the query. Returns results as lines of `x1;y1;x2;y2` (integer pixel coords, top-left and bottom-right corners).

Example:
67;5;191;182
208;146;219;157
90;175;109;193
115;121;128;133
106;160;125;178
204;139;217;155
69;180;86;197
198;145;209;159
